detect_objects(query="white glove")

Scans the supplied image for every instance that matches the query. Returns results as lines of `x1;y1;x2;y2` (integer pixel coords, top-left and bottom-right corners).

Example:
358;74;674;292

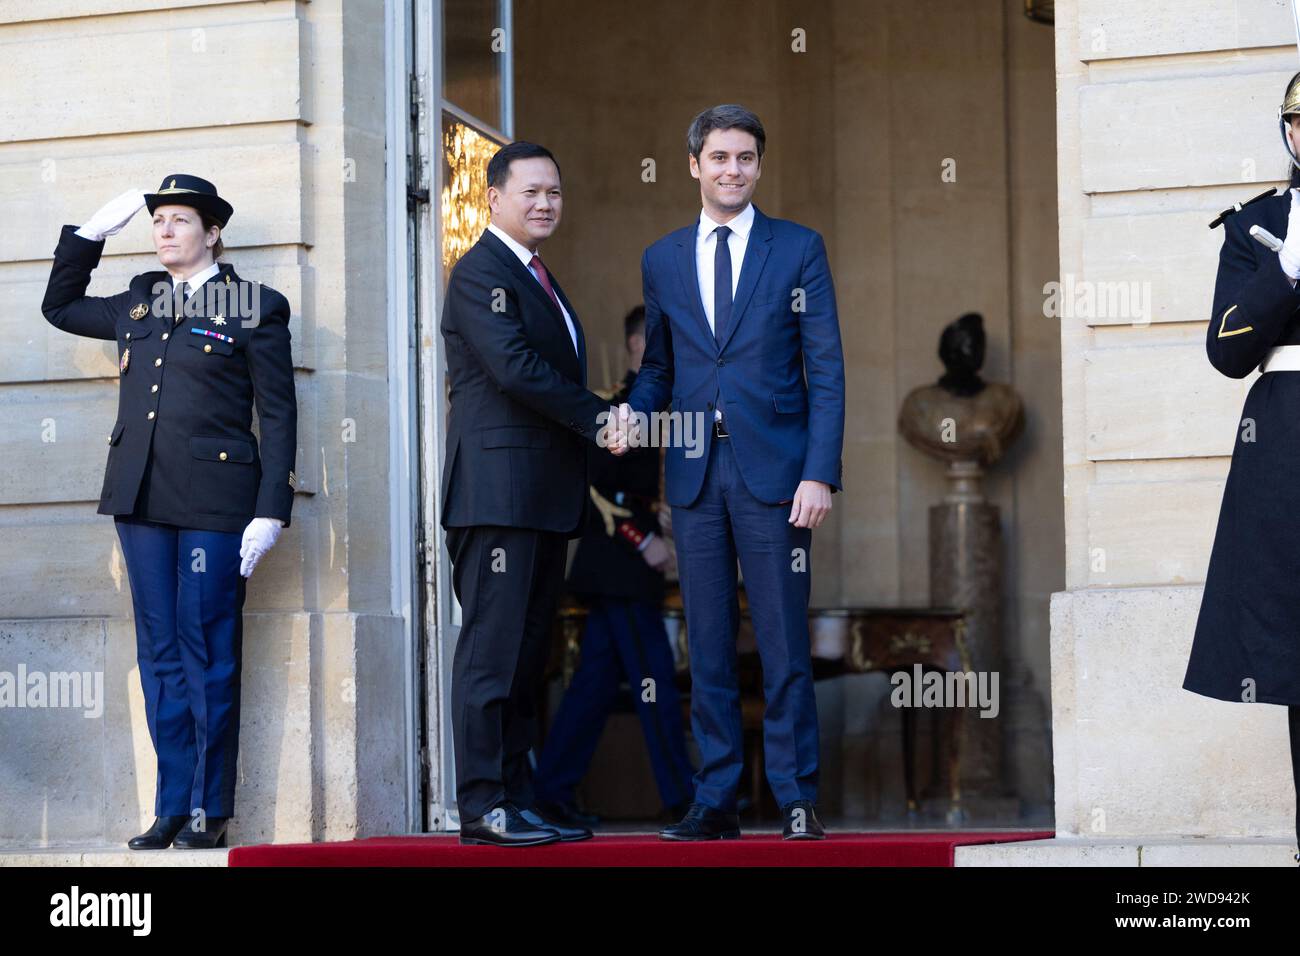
239;517;284;578
1279;188;1300;281
75;188;147;242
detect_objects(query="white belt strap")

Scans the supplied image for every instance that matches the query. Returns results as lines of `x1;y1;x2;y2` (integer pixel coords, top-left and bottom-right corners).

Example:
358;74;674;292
1259;345;1300;372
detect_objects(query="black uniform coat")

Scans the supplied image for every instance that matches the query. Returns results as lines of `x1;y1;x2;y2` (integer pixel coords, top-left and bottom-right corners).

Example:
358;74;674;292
41;225;297;535
1185;191;1300;705
439;228;613;535
566;369;665;603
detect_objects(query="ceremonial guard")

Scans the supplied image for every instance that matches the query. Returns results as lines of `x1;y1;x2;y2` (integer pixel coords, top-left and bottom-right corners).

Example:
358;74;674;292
41;175;298;849
1183;74;1300;864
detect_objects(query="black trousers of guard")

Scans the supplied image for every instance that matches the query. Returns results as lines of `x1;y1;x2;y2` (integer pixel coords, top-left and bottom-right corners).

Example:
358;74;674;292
445;524;567;822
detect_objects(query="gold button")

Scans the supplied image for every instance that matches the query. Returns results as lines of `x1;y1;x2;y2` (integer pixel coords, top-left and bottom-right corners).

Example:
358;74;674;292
147;411;155;420
161;332;169;340
204;344;212;353
151;384;158;393
154;357;162;367
219;452;228;461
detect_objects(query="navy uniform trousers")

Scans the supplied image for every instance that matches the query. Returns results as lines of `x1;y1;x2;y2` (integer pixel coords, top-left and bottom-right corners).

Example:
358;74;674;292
114;515;247;818
672;435;819;813
534;597;695;811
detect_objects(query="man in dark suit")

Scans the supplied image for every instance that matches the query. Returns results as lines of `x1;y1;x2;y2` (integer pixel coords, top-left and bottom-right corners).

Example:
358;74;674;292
624;105;846;841
439;141;623;846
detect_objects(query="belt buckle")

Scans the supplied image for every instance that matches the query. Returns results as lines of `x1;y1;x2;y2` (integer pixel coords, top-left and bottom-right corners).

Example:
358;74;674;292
713;417;729;439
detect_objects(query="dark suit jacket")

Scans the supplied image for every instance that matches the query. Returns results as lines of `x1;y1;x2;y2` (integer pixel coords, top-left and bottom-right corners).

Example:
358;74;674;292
626;205;846;507
439;228;612;535
41;225;297;534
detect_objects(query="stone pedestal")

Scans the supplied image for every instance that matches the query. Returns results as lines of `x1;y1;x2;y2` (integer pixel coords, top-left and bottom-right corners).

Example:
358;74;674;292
929;460;1005;797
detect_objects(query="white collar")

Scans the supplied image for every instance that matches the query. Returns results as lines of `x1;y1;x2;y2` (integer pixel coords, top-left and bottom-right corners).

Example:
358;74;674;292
487;222;540;267
698;202;754;240
172;260;221;294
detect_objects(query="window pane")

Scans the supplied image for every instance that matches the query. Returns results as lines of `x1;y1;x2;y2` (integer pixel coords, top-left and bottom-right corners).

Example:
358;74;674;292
443;0;502;130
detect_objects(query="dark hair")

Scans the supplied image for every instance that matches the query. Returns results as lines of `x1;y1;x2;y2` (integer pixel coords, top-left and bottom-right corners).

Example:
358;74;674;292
623;304;646;344
687;104;766;162
198;211;225;261
487;141;561;190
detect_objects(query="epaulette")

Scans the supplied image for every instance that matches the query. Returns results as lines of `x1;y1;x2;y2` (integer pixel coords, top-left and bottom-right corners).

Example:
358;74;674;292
1209;187;1278;229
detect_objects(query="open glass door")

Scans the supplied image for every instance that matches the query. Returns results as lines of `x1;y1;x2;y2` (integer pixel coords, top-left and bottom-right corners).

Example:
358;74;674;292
413;0;513;831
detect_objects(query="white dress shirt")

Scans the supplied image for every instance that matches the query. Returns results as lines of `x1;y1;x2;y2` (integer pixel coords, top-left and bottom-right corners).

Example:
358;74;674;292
487;222;578;356
172;259;220;296
696;202;754;421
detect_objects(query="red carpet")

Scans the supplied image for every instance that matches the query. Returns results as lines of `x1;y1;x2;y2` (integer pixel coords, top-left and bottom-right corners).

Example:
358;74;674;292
229;830;1053;867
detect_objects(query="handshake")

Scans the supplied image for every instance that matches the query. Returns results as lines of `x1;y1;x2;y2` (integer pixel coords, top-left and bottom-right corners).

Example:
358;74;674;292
600;402;644;457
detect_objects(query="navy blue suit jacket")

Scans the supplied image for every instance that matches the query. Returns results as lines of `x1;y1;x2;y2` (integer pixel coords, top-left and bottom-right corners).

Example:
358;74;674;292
626;205;845;507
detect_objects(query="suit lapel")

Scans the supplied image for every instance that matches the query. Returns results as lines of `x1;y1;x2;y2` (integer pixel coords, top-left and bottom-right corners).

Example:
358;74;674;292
718;206;773;354
479;229;583;382
672;224;716;352
481;229;568;325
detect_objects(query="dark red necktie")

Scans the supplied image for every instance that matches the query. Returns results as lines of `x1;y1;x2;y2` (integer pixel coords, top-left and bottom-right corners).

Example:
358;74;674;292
529;254;563;313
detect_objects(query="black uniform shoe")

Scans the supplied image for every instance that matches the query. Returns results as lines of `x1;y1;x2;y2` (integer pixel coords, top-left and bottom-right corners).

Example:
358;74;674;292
781;800;826;840
535;799;600;828
519;805;592;842
459;803;560;847
127;815;190;850
171;816;229;849
659;802;741;841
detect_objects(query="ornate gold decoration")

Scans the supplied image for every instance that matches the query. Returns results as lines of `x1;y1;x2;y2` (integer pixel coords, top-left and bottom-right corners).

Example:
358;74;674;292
441;119;500;275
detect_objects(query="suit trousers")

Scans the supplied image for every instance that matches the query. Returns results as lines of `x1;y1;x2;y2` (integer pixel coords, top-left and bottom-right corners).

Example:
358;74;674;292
114;515;247;817
446;523;568;821
671;436;820;812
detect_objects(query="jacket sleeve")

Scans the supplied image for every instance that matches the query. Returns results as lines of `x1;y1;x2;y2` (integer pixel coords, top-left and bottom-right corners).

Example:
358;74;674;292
1206;213;1300;378
796;230;846;492
444;254;613;443
246;286;298;527
626;248;674;416
41;225;129;341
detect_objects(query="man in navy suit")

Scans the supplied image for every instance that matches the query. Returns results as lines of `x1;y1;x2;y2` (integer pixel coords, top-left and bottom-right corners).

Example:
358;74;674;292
623;104;845;840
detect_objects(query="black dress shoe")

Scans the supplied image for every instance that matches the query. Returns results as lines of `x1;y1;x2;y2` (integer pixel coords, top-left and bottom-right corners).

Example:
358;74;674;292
664;800;692;822
535;799;600;828
172;816;230;849
127;815;189;850
781;800;826;840
459;803;560;847
659;802;741;841
520;805;592;842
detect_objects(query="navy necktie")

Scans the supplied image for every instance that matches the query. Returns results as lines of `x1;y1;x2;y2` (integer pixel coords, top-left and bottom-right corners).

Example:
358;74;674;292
713;225;732;345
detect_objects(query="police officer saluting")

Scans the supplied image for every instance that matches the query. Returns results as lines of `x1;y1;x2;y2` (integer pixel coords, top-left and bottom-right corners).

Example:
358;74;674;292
41;175;298;849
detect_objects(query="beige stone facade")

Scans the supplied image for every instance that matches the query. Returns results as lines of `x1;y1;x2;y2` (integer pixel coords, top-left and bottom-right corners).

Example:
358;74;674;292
1051;0;1300;852
1;0;409;846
